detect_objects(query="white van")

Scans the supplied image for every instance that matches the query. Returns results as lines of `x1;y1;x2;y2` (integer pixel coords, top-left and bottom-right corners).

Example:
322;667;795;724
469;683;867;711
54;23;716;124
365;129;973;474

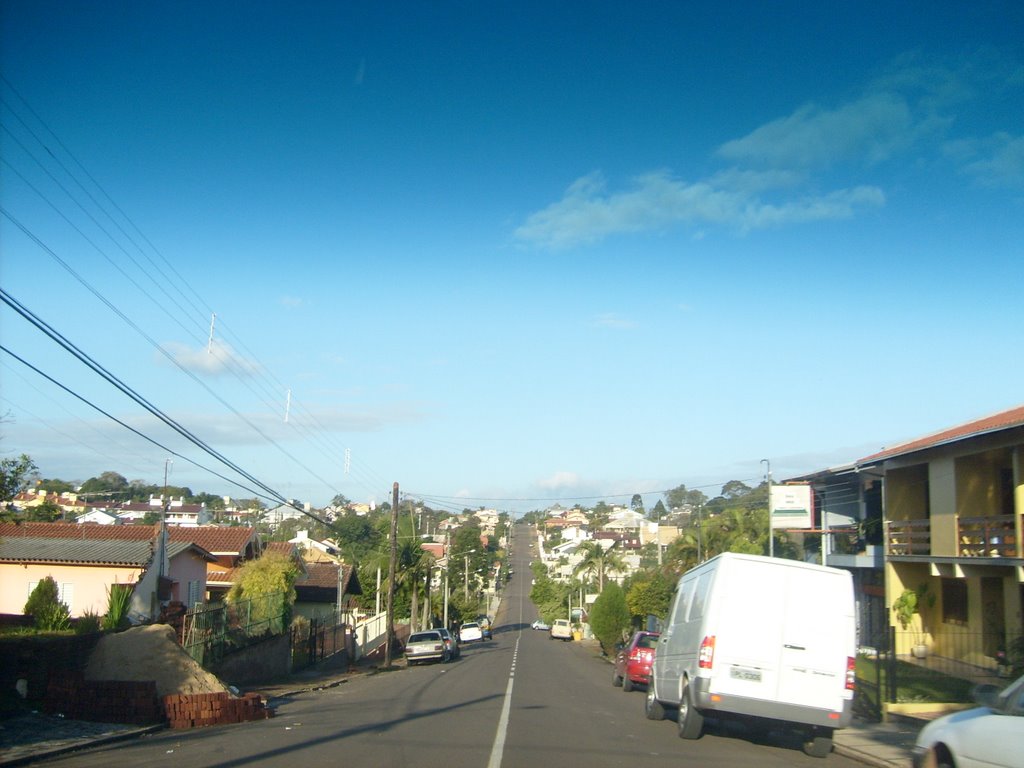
645;552;856;757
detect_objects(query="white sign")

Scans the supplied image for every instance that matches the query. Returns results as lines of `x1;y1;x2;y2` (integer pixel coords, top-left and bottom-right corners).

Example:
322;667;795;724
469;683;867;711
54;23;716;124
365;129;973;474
770;484;813;529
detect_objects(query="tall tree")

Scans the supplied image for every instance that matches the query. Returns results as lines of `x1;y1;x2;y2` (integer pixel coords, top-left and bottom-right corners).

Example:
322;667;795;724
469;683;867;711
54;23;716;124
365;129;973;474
1;453;38;509
573;541;626;592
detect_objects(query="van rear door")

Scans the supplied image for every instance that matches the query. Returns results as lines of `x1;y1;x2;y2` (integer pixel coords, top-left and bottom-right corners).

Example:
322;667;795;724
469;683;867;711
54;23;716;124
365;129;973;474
708;559;785;699
775;568;854;710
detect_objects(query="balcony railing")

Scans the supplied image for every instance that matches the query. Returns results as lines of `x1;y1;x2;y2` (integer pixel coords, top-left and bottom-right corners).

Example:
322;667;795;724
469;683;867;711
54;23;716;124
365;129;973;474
958;514;1019;558
886;519;931;556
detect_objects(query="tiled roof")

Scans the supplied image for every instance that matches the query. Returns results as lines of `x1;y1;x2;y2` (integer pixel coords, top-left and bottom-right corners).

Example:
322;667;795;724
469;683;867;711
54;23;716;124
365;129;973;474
0;522;259;555
295;562;362;596
859;404;1024;464
0;537;202;566
302;562;341;589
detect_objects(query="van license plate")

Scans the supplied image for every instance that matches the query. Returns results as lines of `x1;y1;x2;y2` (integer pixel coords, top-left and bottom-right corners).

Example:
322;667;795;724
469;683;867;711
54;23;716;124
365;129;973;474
730;667;762;682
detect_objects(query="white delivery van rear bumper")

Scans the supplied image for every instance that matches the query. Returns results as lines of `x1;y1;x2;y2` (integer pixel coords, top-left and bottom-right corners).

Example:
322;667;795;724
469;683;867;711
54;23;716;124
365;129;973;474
692;677;853;729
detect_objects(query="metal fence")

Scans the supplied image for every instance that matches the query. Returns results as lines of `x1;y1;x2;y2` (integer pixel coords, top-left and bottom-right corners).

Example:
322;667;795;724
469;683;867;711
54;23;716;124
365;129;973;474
290;611;350;672
854;627;1023;721
182;592;289;666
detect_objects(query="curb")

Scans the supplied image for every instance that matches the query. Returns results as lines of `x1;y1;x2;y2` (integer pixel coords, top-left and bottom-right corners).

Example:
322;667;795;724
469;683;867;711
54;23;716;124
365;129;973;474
0;723;165;768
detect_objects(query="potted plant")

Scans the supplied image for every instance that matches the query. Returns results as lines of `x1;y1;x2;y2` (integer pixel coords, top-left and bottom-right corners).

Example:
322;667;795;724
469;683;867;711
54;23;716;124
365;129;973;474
893;583;935;658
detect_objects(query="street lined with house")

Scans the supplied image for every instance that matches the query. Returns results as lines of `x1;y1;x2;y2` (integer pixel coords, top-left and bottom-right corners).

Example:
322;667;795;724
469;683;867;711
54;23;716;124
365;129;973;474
2;407;1023;766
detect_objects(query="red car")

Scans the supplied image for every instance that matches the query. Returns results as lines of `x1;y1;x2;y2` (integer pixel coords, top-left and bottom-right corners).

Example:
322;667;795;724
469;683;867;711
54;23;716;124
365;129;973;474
612;631;660;692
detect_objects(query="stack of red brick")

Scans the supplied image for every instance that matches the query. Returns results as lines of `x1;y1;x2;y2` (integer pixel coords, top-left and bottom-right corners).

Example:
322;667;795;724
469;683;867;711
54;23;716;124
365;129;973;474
45;676;163;724
163;691;273;729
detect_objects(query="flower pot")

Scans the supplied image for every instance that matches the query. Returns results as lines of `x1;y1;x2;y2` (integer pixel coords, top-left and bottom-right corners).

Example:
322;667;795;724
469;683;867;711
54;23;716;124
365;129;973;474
912;643;928;659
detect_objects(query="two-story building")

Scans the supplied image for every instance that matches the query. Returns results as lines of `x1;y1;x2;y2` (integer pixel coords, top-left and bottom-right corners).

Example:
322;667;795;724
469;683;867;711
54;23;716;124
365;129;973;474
793;405;1023;669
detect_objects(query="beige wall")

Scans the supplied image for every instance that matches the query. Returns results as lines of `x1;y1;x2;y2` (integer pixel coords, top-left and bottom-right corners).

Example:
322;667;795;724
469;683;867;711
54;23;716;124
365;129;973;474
886;464;928;521
1;552;210;617
929;457;957;556
1;563;141;617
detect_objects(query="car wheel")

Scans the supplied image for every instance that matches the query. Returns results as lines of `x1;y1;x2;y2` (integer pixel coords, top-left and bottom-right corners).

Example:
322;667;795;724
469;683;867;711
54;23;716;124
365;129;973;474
612;669;623;687
677;681;704;740
801;729;833;758
645;683;665;721
622;677;634;693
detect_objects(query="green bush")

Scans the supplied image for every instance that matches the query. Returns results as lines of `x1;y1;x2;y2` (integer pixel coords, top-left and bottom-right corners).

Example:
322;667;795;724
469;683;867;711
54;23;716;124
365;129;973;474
101;584;133;631
24;577;71;630
588;582;631;655
75;610;102;635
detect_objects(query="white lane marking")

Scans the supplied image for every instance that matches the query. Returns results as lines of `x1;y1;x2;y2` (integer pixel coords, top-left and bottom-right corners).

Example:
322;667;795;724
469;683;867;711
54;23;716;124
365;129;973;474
487;550;527;768
487;637;519;768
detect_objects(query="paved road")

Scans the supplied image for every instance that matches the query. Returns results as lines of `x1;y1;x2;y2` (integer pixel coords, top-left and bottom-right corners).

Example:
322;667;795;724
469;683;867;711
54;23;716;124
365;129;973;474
35;524;867;767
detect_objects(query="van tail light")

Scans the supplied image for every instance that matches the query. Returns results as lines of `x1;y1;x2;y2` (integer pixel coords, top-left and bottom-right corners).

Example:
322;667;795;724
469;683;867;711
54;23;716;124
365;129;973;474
845;657;856;691
698;636;716;669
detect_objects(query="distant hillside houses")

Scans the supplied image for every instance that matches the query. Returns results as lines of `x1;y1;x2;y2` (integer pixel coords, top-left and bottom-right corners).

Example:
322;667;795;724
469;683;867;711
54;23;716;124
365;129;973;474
11;489;210;525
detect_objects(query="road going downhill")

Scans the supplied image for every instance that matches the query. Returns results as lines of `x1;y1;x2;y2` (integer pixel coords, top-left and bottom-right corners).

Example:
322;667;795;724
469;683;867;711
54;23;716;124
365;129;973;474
38;523;864;767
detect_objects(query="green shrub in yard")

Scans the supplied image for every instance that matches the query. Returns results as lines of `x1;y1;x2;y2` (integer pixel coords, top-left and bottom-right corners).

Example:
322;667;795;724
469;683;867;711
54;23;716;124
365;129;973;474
588;582;631;655
24;576;71;631
75;609;101;634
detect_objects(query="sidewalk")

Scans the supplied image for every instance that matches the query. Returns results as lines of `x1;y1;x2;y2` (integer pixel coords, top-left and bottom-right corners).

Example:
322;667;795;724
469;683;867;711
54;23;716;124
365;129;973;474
0;656;384;767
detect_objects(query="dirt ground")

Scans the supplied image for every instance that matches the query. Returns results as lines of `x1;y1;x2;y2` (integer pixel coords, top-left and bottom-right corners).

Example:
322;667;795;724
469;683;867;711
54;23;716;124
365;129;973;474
84;624;229;698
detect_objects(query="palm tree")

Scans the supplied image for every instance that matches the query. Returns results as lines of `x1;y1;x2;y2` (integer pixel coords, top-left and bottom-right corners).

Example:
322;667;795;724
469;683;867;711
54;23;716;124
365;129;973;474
573;541;626;592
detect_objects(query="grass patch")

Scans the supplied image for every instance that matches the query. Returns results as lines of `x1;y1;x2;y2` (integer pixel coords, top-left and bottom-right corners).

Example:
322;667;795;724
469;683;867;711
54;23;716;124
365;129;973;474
856;655;975;704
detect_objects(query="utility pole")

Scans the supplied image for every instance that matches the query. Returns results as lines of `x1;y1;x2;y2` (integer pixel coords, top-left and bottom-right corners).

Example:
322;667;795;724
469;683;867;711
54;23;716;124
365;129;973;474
762;459;774;558
384;482;399;667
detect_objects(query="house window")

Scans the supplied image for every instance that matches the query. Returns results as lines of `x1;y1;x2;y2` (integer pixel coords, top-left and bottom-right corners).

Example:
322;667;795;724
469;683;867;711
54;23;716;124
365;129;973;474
941;578;968;625
188;580;202;607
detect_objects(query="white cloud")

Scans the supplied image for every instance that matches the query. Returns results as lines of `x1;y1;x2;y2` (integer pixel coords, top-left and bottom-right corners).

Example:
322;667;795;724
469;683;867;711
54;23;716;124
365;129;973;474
161;340;260;377
960;132;1024;188
593;312;638;329
716;92;916;169
514;170;884;248
279;295;306;308
538;471;581;490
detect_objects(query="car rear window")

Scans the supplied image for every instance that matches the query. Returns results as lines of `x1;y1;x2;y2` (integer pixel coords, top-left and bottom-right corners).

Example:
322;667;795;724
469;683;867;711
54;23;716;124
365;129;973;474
410;632;441;642
637;635;659;649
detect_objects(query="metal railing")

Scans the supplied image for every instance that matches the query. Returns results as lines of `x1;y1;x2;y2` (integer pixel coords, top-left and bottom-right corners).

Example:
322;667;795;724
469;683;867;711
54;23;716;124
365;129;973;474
291;611;349;671
181;592;289;666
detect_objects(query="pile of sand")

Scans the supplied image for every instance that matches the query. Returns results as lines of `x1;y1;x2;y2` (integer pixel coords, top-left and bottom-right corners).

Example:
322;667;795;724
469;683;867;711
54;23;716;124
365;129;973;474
84;624;230;699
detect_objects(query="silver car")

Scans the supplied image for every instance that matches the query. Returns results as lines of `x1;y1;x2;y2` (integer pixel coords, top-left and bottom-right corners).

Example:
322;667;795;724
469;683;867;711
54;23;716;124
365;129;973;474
437;627;460;659
405;630;449;665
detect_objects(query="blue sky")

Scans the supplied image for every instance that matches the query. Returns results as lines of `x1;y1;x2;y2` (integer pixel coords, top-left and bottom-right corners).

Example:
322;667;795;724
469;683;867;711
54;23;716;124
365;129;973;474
2;2;1022;515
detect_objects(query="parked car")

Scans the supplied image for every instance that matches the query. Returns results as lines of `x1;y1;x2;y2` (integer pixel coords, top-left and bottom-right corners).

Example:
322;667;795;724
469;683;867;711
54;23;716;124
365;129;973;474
550;619;573;641
405;630;449;665
531;619;551;631
912;673;1024;768
460;621;483;642
437;627;460;659
612;630;660;692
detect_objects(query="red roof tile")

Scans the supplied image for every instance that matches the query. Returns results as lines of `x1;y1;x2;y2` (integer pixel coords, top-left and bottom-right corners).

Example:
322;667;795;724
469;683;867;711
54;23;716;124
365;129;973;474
859;404;1024;464
0;522;259;555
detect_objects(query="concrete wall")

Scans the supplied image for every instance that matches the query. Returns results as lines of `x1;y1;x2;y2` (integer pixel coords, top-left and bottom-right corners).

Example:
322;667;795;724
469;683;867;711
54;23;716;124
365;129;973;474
209;632;292;685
